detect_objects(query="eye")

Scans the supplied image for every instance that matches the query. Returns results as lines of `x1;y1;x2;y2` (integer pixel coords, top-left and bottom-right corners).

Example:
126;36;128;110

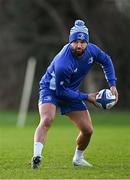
73;40;78;43
80;40;84;43
80;40;87;44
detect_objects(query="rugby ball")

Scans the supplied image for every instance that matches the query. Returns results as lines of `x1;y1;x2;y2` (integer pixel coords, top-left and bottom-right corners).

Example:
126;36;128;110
96;89;116;109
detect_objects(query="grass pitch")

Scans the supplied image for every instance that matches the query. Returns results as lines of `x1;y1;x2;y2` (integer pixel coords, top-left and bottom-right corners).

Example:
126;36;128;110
0;111;130;179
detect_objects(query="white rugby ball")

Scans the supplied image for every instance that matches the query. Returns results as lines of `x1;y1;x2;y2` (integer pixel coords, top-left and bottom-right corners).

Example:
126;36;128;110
96;89;116;109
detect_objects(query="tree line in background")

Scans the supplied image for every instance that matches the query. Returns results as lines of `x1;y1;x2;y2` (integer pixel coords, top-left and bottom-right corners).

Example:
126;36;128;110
0;0;130;110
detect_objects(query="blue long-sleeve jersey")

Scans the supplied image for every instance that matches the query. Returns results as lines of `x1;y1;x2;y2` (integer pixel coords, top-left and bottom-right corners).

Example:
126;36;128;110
40;43;116;101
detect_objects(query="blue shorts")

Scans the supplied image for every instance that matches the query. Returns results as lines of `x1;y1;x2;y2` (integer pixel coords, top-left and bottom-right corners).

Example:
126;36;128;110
39;88;87;115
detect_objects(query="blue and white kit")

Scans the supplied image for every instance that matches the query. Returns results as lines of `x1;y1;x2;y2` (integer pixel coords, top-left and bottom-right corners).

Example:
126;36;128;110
39;43;116;114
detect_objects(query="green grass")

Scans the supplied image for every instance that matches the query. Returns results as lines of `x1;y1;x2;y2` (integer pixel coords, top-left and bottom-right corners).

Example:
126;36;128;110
0;111;130;179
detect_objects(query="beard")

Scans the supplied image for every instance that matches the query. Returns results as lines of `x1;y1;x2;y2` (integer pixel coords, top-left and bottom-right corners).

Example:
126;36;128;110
72;47;85;57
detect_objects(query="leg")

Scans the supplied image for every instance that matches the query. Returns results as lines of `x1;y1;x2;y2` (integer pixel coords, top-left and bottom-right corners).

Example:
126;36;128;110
32;103;56;169
66;110;93;166
34;103;56;143
66;110;93;150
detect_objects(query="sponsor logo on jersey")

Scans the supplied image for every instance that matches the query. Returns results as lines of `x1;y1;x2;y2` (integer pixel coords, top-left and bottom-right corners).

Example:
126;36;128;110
49;71;56;90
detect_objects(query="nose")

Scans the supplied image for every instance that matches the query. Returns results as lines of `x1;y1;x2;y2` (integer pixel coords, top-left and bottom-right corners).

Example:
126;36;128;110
77;42;82;48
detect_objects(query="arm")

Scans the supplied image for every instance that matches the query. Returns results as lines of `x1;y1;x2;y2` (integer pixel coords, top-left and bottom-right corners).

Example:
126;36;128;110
96;47;118;101
95;47;116;87
55;63;88;101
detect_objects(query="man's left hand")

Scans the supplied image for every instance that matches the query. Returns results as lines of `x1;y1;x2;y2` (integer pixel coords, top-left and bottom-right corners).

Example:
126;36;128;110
110;86;118;103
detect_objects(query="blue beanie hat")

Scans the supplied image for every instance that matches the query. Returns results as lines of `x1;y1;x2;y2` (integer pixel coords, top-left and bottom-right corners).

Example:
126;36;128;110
69;20;89;43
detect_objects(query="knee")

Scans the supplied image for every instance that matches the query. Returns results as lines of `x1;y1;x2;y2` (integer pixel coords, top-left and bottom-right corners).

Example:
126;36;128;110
87;127;93;136
83;126;93;136
40;116;54;129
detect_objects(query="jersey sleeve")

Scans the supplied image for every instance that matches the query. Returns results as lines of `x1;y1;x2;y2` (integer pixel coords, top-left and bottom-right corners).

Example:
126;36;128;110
94;46;117;87
54;62;88;101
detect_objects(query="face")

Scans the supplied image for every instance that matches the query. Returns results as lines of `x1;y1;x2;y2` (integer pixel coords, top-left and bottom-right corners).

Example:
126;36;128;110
70;40;88;57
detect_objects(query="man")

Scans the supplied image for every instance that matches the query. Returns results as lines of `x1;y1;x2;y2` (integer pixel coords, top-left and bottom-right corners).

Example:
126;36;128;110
31;20;118;169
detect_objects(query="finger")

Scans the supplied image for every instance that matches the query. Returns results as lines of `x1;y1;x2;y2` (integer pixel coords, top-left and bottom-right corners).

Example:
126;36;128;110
111;90;115;95
94;102;100;108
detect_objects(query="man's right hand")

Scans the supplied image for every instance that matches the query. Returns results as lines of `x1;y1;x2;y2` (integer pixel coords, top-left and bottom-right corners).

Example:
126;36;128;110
87;92;99;107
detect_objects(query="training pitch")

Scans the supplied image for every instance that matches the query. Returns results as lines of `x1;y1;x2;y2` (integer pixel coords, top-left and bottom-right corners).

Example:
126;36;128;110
0;111;130;179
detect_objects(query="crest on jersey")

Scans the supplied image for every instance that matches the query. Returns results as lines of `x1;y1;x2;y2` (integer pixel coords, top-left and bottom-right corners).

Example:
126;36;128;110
60;81;64;85
88;57;94;64
74;68;78;73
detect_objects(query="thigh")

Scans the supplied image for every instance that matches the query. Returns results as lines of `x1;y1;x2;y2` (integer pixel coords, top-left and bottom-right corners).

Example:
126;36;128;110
39;103;56;121
66;110;93;132
38;88;59;120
